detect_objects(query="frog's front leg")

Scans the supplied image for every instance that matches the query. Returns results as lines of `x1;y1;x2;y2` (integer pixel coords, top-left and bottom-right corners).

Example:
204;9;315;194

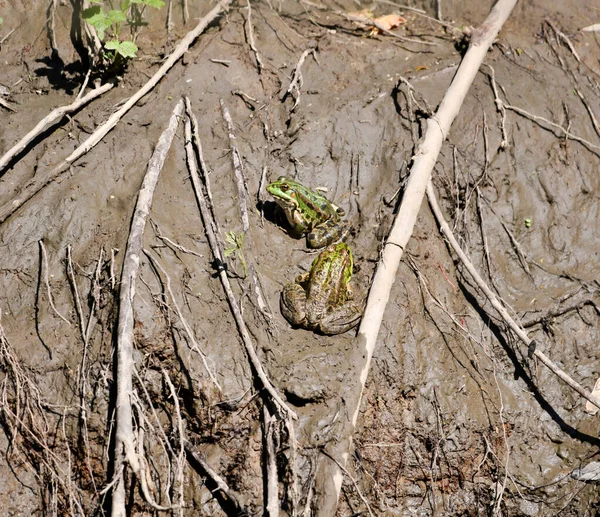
318;301;363;335
281;282;308;327
307;219;351;249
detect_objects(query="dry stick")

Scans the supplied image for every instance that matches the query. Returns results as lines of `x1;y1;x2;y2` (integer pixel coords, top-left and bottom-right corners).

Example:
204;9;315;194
0;26;17;48
185;97;216;213
484;66;509;150
220;100;250;233
313;1;519;514
151;219;204;258
220;99;273;318
258;165;268;227
39;240;71;326
246;0;264;74
263;405;280;517
0;0;232;225
545;19;581;64
67;245;101;493
144;249;223;392
0;97;16;112
130;401;173;511
0;82;114;173
183;441;248;513
111;99;184;517
183;111;297;420
426;180;600;412
283;416;300;517
166;0;174;34
182;0;189;25
283;48;316;110
487;63;600;155
504;103;600;154
162;369;186;517
575;89;600;140
498;218;532;278
47;0;59;59
320;451;374;517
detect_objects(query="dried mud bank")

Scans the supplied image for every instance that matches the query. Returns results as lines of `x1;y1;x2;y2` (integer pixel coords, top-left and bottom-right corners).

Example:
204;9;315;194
0;0;599;515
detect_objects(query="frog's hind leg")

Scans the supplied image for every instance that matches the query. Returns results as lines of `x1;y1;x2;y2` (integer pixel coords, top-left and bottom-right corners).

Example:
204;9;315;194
307;220;351;248
319;301;363;335
281;283;308;327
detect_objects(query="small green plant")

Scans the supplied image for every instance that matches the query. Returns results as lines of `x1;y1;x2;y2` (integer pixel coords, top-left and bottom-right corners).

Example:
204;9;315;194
82;0;165;64
224;231;247;278
524;217;532;228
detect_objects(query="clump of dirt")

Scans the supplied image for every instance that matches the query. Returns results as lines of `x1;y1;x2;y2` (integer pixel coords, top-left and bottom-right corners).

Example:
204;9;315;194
0;0;600;515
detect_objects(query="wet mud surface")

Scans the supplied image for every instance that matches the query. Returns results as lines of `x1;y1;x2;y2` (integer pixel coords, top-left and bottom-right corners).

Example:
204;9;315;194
1;0;600;515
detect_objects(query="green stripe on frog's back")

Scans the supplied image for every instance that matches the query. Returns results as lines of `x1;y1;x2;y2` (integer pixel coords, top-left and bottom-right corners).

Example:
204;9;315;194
294;188;337;228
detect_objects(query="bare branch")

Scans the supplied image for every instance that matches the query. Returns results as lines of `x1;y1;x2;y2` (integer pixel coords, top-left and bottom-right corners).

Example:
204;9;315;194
0;82;114;174
111;100;184;517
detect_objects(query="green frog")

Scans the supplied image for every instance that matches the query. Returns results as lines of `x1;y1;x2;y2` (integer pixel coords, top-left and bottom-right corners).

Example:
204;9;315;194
281;242;363;335
266;176;350;248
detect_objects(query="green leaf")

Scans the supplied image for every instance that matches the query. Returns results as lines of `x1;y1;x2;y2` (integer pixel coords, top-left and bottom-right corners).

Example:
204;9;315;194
89;0;103;3
117;40;138;58
120;0;131;10
107;9;127;24
0;17;3;26
82;5;102;20
82;6;112;39
104;39;120;50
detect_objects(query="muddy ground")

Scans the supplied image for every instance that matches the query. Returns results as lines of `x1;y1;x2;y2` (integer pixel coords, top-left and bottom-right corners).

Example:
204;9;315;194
1;0;600;515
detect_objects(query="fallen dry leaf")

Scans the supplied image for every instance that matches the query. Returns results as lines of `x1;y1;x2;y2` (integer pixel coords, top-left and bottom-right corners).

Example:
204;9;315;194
415;65;429;71
373;13;406;31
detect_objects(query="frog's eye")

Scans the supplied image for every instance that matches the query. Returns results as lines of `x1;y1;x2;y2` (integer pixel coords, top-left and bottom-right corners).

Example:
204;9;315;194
280;183;290;191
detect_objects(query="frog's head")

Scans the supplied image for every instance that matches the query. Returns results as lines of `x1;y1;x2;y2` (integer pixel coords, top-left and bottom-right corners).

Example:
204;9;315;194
266;176;299;210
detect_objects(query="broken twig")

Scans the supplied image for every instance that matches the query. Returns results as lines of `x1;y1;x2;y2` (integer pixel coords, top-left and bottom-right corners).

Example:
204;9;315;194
282;48;316;110
0;82;114;174
246;0;264;73
111;99;184;517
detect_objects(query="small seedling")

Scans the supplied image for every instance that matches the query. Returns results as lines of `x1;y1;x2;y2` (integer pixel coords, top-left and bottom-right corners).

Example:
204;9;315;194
83;0;165;65
224;230;247;278
524;217;532;228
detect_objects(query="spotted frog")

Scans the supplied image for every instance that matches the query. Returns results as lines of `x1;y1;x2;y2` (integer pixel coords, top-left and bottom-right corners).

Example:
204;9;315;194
281;242;363;335
266;176;350;248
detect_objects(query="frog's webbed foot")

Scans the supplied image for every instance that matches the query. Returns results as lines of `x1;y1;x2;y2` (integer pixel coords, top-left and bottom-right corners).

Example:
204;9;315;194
318;301;363;335
281;283;308;327
307;220;352;249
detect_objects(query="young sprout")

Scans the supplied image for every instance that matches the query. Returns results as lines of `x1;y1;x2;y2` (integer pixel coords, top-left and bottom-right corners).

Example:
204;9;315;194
224;230;247;278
